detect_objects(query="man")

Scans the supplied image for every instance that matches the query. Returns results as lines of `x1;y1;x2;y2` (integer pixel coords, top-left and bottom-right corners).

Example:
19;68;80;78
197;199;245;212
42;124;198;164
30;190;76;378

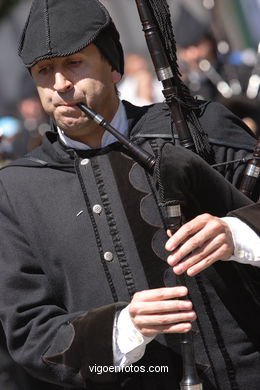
0;1;260;389
175;5;252;102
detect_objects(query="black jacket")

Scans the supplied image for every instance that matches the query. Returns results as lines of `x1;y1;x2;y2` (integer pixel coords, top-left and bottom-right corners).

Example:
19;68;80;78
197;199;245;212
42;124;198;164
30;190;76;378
0;101;259;390
228;203;260;235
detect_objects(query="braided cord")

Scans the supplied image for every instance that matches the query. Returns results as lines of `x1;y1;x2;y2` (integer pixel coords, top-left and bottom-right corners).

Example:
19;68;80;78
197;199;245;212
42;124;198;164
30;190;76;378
146;0;215;164
146;0;197;108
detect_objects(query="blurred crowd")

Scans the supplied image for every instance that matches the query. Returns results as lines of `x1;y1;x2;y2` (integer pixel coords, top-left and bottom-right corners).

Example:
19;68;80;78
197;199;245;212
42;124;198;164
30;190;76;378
0;72;50;167
118;6;260;139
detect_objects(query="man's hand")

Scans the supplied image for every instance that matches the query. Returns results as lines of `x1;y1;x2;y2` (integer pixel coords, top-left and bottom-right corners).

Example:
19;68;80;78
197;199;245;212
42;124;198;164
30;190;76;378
128;287;196;337
166;213;234;276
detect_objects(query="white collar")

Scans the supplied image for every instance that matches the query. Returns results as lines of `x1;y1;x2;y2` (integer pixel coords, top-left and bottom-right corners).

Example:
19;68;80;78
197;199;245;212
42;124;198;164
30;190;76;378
57;101;128;150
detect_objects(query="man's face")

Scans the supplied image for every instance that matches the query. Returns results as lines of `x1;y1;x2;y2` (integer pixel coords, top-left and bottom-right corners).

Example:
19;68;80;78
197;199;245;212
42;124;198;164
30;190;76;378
31;44;121;146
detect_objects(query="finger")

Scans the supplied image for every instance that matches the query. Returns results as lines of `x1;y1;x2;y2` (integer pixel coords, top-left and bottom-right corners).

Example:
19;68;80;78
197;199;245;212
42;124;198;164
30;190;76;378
186;244;234;276
167;229;173;238
186;257;214;276
173;231;233;275
160;322;193;334
137;322;192;337
172;235;221;274
132;286;188;303
134;311;196;327
165;214;210;251
133;311;196;334
167;221;224;266
129;299;193;316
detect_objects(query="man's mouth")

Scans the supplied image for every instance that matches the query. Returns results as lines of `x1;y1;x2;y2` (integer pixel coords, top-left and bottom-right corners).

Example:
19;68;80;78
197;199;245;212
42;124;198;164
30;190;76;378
57;102;77;107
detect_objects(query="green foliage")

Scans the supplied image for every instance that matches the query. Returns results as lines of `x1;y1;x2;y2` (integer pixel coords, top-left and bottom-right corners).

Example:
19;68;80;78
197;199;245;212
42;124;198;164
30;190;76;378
0;0;23;19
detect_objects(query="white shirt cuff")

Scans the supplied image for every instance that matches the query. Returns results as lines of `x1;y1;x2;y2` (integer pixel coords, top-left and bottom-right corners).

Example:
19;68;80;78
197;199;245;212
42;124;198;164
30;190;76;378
113;306;154;367
222;217;260;266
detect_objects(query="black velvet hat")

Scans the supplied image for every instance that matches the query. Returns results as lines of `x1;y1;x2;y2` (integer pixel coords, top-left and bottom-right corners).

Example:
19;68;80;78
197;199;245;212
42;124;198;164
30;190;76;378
18;0;124;75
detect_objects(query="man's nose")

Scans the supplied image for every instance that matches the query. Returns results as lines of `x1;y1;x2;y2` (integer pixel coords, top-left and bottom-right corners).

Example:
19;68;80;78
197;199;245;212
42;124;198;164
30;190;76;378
53;72;73;92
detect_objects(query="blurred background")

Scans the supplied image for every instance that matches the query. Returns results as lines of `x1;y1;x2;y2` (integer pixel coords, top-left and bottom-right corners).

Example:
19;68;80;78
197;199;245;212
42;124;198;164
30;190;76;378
0;0;260;167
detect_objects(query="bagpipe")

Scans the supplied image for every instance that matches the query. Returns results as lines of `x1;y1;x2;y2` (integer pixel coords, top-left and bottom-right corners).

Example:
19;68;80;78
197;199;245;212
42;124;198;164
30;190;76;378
77;1;259;389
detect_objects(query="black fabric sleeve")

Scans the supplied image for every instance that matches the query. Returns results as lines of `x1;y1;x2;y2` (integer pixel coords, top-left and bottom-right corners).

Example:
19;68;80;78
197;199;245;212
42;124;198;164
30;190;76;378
44;302;127;384
199;101;256;151
199;101;258;189
0;179;127;387
228;203;260;236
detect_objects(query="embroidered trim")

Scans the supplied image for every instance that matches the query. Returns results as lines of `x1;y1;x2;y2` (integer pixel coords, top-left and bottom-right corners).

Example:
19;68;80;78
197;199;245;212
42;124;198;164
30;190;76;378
146;140;167;229
193;305;221;389
92;157;137;299
74;157;118;302
44;0;52;54
195;275;239;390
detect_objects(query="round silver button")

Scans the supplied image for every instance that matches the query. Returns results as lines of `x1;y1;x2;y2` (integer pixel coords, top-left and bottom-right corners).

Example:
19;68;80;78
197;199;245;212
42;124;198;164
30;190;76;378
104;252;114;262
81;158;89;165
93;204;102;214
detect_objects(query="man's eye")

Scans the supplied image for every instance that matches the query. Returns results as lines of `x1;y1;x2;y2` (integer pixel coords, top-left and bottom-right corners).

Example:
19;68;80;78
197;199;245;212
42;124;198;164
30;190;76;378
38;66;50;74
69;60;81;66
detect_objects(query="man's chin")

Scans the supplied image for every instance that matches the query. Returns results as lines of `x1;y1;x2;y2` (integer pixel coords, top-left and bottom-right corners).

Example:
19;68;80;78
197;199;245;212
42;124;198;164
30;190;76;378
55;115;87;132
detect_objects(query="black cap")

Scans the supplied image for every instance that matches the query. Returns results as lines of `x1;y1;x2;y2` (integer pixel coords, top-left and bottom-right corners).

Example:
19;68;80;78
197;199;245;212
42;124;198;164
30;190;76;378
18;0;124;75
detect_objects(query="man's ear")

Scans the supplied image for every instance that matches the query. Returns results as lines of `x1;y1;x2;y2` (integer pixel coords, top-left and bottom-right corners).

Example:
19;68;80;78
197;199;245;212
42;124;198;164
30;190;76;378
112;70;121;84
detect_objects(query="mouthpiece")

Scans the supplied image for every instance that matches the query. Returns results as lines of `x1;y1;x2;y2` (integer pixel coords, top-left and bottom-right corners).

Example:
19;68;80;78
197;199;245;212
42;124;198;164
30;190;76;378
77;103;156;172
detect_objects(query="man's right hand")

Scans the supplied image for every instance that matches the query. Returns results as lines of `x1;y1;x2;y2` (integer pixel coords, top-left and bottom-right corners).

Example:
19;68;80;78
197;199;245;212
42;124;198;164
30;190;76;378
128;287;196;338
